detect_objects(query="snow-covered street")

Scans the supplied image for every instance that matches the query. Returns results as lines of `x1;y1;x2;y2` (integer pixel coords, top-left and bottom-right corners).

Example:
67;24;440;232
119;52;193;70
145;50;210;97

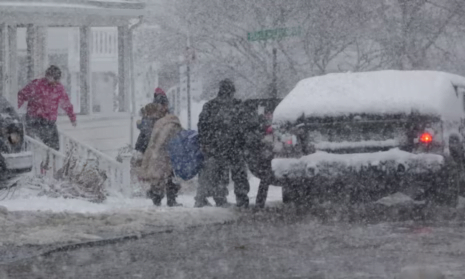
0;176;282;246
1;175;465;278
2;204;465;278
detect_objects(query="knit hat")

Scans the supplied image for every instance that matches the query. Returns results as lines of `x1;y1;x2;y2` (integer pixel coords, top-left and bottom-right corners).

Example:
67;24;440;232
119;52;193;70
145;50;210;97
154;87;166;96
153;87;168;105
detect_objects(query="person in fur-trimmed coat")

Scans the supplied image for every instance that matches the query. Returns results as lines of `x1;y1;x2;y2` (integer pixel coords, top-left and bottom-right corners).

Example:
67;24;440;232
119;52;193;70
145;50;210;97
138;103;183;207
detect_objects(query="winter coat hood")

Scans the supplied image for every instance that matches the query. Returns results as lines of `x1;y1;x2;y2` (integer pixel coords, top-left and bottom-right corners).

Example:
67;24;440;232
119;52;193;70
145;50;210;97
146;103;169;119
217;79;236;99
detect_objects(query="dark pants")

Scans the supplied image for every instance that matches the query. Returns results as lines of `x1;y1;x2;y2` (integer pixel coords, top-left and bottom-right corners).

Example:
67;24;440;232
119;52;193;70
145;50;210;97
148;173;181;205
197;154;250;206
26;116;60;150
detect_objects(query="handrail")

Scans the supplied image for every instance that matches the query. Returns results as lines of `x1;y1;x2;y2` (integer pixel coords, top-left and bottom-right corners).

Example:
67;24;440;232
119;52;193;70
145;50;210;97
24;131;133;196
59;131;122;168
58;131;133;196
25;135;66;160
24;135;66;178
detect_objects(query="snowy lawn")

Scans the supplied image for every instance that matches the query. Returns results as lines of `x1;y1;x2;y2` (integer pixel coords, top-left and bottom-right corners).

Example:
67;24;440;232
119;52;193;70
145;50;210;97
0;175;282;246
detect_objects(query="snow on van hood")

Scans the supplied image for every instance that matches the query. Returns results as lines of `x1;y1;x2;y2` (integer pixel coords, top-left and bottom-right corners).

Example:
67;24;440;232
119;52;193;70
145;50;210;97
273;70;465;124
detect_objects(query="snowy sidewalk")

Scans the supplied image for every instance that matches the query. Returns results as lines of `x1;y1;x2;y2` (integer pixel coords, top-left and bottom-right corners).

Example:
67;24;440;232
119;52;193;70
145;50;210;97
0;177;282;246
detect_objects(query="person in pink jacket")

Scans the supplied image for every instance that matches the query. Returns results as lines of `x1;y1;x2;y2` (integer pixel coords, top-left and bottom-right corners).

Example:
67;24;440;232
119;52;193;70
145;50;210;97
18;65;77;150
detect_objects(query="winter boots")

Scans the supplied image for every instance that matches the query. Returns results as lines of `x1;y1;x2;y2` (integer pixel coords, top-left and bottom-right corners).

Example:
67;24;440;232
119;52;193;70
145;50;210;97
236;194;249;208
194;198;213;208
147;190;162;206
166;181;182;207
147;185;182;207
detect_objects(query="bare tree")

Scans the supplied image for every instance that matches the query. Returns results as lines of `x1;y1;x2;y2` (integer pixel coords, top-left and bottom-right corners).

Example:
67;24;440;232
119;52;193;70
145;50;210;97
135;0;465;100
371;0;463;69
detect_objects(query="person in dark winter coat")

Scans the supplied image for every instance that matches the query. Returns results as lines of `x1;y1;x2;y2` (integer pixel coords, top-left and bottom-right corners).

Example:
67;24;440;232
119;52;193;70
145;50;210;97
243;112;275;208
135;87;169;153
196;79;250;208
18;65;77;150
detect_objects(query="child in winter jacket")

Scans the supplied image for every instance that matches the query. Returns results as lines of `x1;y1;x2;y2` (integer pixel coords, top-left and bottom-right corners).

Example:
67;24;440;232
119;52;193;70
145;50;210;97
135;87;170;153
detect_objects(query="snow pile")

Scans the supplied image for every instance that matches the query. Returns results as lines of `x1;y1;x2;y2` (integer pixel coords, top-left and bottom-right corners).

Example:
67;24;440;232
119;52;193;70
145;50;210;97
1;175;102;203
272;148;444;178
0;152;108;203
273;70;465;124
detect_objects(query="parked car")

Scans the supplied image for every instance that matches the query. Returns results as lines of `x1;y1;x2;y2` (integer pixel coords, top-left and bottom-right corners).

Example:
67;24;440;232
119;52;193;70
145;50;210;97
0;96;33;188
272;70;465;207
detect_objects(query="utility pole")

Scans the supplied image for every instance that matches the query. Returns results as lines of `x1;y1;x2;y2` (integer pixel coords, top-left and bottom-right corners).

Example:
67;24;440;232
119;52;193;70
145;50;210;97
186;47;192;130
185;37;195;130
128;17;143;147
272;47;277;98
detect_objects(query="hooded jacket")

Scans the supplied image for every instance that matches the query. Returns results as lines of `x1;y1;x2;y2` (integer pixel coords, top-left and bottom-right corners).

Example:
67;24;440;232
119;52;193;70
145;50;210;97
138;111;182;185
198;80;245;158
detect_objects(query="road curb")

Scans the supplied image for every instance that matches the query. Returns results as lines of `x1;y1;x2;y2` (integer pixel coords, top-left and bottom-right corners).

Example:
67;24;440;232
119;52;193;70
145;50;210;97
0;220;235;266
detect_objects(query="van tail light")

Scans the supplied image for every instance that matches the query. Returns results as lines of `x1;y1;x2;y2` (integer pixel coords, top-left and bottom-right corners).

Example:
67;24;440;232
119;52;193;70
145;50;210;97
277;133;296;146
265;126;273;135
284;135;297;146
419;132;433;144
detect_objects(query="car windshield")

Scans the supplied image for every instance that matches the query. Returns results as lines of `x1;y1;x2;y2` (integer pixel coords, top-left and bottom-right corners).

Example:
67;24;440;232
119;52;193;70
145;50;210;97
1;1;465;278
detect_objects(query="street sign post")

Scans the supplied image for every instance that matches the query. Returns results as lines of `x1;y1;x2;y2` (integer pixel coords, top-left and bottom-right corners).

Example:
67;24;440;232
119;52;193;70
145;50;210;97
185;44;195;130
247;26;301;98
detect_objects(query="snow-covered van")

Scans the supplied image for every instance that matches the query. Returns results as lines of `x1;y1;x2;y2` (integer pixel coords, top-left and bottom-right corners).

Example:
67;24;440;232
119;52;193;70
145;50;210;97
0;96;32;188
272;70;465;206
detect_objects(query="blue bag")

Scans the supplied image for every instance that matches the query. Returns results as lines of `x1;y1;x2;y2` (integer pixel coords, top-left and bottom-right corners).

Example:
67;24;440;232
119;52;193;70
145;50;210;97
169;130;204;180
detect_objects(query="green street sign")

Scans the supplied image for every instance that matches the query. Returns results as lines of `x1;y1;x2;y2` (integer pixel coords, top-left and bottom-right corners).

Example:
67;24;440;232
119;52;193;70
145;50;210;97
247;26;302;42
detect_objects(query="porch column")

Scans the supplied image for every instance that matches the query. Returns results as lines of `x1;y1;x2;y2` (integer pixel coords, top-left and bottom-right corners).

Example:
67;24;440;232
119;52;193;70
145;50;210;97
80;26;92;114
26;24;35;81
8;25;17;108
0;24;6;97
118;25;130;112
35;27;47;77
26;25;48;82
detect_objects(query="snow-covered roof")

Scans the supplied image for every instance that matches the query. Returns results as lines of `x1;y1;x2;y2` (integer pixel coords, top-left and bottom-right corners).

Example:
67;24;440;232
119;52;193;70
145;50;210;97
273;70;465;124
0;0;146;26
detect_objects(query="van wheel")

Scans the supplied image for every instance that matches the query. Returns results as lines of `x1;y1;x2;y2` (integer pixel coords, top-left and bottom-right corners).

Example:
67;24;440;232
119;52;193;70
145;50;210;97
282;182;309;205
449;136;465;196
426;161;460;207
282;185;295;204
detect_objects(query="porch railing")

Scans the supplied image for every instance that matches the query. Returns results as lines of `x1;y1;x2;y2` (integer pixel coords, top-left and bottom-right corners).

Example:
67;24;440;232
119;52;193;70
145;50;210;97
24;131;133;196
24;135;66;178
